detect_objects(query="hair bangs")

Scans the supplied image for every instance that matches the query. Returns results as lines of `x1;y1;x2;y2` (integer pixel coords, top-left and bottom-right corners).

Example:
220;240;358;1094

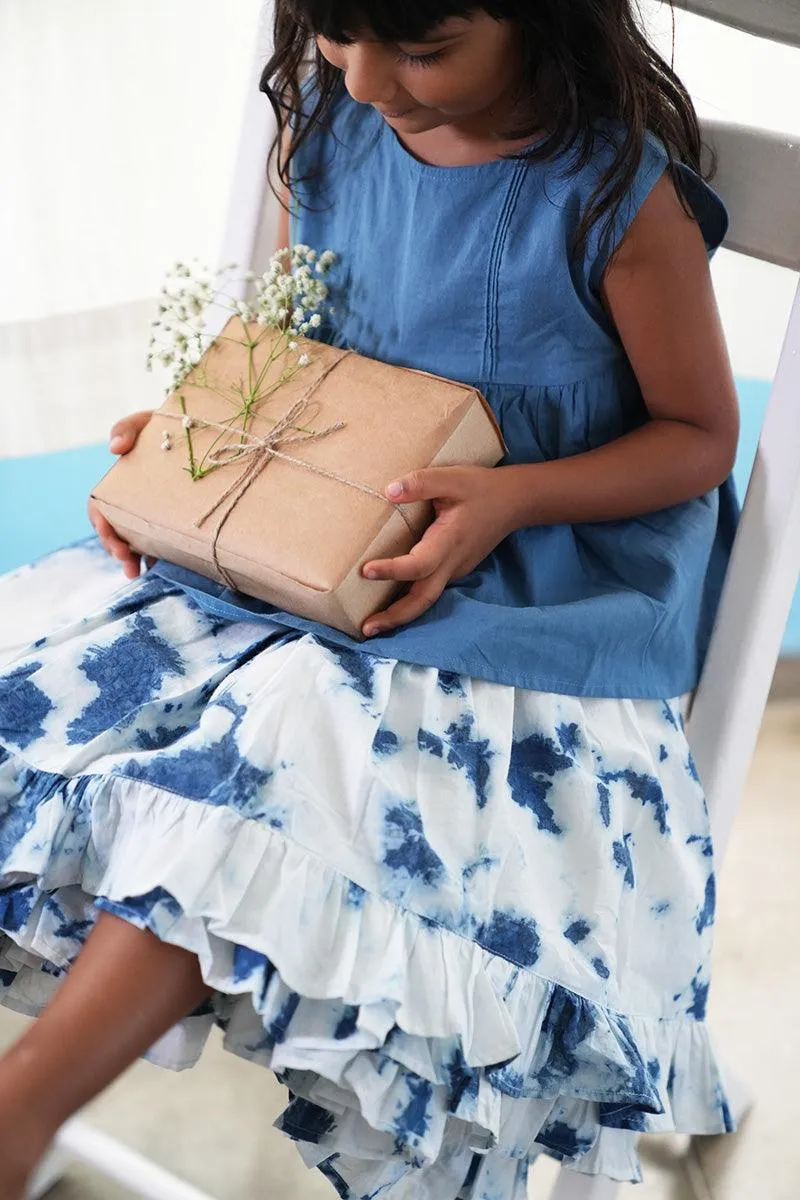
285;0;480;44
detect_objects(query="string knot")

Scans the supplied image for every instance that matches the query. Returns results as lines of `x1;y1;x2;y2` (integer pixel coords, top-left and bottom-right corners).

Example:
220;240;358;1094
161;348;414;593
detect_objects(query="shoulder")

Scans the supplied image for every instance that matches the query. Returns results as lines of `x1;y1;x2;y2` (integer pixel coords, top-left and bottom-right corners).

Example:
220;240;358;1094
570;127;729;296
606;171;707;277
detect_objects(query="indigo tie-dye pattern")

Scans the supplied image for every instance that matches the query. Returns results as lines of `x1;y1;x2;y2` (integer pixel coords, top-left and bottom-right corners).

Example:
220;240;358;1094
0;540;733;1196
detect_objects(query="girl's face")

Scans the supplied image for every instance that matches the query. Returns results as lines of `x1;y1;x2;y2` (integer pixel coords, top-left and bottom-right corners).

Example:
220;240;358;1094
316;13;522;136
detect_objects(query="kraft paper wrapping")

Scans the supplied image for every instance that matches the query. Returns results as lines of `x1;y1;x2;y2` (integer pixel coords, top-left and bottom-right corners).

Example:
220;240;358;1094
92;321;506;639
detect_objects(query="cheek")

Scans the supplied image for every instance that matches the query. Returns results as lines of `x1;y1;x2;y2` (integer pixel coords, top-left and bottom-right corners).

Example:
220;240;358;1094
404;70;498;114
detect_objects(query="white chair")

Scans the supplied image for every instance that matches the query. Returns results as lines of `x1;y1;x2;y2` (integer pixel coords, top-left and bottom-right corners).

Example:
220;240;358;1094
27;0;800;1196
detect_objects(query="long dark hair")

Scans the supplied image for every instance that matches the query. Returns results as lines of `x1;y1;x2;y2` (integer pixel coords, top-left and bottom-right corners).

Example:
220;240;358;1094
261;0;705;255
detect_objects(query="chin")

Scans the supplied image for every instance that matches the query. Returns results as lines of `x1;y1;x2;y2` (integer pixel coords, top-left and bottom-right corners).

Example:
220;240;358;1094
385;109;444;133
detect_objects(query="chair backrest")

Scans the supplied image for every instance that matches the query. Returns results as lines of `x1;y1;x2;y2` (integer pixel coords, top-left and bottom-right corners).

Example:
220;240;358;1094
218;2;800;867
670;0;800;47
672;6;800;862
686;119;800;861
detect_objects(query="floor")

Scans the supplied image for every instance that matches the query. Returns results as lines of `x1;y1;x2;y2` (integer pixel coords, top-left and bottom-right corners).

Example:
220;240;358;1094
2;701;798;1200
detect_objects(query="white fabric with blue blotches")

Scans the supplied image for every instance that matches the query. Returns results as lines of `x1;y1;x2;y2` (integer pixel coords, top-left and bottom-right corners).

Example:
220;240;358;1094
0;538;733;1197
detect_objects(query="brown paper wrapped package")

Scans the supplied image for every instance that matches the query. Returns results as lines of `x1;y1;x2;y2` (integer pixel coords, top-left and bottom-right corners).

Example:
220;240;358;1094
92;321;506;639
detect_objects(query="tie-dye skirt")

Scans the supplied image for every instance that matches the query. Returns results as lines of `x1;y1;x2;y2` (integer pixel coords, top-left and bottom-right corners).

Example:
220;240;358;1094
0;538;733;1196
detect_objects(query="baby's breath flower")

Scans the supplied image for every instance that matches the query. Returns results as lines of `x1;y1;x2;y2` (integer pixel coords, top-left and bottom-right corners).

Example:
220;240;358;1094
148;244;334;392
298;353;311;367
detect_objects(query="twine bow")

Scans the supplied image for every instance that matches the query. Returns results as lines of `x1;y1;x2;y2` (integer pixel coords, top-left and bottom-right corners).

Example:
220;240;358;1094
163;350;415;593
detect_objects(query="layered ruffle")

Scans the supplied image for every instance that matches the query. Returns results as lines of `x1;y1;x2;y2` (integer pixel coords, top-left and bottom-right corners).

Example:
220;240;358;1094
0;749;734;1195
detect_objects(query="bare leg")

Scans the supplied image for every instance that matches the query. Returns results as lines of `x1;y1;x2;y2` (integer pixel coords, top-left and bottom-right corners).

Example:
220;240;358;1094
0;911;212;1199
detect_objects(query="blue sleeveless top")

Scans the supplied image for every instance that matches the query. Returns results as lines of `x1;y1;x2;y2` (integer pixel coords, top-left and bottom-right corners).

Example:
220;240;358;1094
155;91;737;699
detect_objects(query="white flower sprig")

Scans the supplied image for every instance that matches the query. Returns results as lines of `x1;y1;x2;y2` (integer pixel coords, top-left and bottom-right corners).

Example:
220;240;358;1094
145;246;336;480
147;246;335;391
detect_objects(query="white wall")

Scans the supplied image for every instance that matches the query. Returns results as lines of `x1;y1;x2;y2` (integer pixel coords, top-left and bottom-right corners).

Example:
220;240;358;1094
0;0;263;323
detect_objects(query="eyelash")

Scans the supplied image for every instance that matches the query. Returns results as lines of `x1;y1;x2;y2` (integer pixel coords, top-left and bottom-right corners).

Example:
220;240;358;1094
394;49;445;68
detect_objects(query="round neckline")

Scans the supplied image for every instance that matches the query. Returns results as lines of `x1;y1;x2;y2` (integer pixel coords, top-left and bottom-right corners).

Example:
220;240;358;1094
376;106;547;176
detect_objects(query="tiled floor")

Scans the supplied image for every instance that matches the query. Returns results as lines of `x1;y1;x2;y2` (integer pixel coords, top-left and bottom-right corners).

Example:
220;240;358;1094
3;702;799;1200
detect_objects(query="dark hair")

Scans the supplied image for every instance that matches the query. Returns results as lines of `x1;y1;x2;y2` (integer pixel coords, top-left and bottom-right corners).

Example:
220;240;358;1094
261;0;706;255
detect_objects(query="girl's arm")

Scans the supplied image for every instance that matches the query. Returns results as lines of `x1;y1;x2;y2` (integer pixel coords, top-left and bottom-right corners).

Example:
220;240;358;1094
499;172;740;528
361;175;740;636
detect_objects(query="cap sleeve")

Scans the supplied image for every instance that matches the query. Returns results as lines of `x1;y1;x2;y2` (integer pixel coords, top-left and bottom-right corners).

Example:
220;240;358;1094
585;131;729;296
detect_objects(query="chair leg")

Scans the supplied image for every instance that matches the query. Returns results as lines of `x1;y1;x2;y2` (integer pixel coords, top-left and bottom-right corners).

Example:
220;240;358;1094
30;1118;219;1200
547;1170;622;1199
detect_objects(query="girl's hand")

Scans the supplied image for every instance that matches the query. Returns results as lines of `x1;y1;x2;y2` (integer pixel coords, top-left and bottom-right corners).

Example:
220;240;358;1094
361;466;512;637
88;410;154;580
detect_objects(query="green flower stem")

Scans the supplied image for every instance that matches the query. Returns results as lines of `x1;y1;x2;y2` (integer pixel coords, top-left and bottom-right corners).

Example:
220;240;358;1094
188;364;256;414
250;341;286;398
178;394;198;479
196;416;248;475
155;259;331;482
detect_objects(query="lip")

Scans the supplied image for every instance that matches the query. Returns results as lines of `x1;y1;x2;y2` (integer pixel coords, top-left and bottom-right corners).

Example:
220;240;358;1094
377;107;415;120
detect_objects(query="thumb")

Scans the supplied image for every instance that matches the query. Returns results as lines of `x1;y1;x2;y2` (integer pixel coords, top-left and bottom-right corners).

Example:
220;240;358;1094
109;410;152;454
385;467;463;504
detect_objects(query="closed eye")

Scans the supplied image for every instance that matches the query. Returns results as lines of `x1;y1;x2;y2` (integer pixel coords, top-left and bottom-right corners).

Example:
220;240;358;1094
394;48;446;68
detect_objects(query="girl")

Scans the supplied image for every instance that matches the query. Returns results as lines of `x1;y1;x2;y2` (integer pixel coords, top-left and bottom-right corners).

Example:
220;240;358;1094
0;2;740;1197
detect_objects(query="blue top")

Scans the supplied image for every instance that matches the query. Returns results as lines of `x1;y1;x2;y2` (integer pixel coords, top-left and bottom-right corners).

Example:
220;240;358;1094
154;90;737;699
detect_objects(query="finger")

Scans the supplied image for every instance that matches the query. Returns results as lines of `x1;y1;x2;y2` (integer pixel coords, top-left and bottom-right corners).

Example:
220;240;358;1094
97;523;137;566
106;534;139;566
363;520;458;582
88;499;139;572
362;575;447;637
115;547;142;578
385;467;466;505
89;504;125;550
121;557;143;580
89;506;116;541
362;545;445;583
104;533;131;558
109;410;152;454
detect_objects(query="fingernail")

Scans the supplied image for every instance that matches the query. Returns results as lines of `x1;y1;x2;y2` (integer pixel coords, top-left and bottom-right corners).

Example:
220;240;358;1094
363;625;379;637
363;568;378;580
109;436;124;452
386;481;403;500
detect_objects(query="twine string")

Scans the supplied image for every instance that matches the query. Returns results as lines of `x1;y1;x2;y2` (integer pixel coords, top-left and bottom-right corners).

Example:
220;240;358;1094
162;349;415;591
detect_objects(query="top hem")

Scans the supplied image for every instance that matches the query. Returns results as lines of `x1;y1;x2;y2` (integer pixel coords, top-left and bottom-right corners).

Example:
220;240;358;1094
151;561;700;701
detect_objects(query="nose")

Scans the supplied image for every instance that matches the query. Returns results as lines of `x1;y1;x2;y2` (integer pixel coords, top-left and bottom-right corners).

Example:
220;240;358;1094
342;44;398;107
